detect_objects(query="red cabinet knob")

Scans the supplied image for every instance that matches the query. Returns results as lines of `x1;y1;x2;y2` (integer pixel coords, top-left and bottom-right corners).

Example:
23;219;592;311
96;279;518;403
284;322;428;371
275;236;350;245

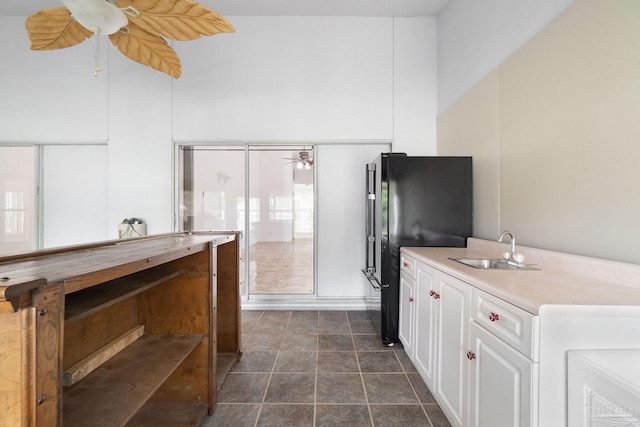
403;262;408;267
467;351;476;360
409;297;414;302
429;290;435;297
433;292;441;300
489;312;500;322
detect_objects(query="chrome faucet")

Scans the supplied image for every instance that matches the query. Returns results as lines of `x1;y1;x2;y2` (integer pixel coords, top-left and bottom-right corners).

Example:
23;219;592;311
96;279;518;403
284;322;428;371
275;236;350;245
498;231;516;261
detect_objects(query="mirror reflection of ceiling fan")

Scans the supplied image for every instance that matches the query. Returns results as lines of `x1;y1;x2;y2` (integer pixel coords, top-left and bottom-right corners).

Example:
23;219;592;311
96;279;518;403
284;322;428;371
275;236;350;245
283;150;314;170
24;0;234;79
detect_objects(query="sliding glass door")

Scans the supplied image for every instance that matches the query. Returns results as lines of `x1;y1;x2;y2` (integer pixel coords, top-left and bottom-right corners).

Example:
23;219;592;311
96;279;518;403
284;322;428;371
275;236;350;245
178;144;315;299
248;146;315;296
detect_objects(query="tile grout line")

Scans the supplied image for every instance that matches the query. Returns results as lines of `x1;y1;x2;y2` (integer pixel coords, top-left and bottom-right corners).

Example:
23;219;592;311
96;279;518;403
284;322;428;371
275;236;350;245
396;348;436;426
313;310;319;427
253;310;271;427
227;310;446;426
349;310;376;427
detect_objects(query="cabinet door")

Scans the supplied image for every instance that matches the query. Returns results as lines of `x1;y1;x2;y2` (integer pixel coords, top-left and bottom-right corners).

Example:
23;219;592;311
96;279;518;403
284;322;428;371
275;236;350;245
414;262;438;390
398;272;415;357
468;321;537;427
435;272;470;427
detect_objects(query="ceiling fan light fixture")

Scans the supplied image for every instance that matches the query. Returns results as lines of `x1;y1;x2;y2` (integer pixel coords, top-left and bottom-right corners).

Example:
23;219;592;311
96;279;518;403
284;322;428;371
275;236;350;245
26;0;235;78
283;148;313;168
62;0;128;35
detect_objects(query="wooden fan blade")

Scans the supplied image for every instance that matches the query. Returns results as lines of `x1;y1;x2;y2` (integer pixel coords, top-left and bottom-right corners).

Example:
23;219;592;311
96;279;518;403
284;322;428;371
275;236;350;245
25;7;94;50
117;0;235;41
109;21;181;78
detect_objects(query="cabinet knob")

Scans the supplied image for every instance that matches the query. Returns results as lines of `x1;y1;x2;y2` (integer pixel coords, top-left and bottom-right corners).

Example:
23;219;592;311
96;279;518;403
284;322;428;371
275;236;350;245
429;290;435;296
39;309;48;316
467;351;476;360
489;312;500;322
433;292;441;300
403;262;408;268
37;395;46;405
409;297;414;303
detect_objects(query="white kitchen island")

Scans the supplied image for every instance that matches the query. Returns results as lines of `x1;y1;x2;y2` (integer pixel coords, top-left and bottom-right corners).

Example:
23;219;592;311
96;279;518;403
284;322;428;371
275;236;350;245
400;238;640;427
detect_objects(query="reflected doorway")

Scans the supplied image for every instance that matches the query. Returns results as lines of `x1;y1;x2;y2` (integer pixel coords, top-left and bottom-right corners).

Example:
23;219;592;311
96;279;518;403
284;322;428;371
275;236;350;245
178;144;315;298
0;146;35;256
248;147;314;295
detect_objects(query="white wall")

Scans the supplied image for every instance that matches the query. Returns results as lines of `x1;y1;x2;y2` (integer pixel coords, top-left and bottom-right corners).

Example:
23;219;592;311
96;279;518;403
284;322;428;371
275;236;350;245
174;17;393;141
316;143;390;299
437;0;574;113
42;145;109;248
0;14;437;304
173;16;436;152
437;0;640;265
0;18;109;142
392;17;437;155
107;36;175;236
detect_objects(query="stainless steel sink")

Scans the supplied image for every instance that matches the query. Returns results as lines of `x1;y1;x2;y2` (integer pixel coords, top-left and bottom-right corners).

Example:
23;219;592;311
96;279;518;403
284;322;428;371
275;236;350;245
449;258;539;270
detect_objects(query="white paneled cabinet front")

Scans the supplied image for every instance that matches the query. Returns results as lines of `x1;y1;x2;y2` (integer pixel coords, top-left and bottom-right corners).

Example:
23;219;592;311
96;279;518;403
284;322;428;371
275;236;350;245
400;253;535;427
398;270;415;356
468;321;537;427
414;263;438;390
401;248;640;427
435;272;471;427
401;255;471;427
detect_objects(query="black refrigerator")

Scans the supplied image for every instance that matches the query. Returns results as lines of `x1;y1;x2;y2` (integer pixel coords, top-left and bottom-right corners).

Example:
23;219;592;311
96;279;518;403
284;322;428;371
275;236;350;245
362;153;472;345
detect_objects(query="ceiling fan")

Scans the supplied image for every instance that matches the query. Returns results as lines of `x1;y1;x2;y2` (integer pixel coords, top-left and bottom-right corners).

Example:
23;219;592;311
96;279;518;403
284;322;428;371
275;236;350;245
25;0;234;79
284;150;314;170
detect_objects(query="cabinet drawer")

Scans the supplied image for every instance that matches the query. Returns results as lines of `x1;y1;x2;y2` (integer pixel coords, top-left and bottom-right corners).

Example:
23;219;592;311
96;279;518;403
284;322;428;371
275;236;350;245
471;288;538;361
400;254;416;279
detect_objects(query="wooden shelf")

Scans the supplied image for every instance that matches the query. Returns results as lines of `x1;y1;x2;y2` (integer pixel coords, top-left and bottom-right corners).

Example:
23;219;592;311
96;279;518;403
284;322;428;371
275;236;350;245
63;333;203;427
0;233;241;426
65;268;183;325
217;353;239;391
63;325;146;386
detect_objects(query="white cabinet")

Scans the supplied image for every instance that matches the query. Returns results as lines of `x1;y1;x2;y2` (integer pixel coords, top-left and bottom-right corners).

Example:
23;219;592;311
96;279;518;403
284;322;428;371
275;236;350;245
400;247;640;427
435;272;471;427
470;288;538;361
398;270;415;356
469;321;538;427
399;253;535;427
400;254;470;427
467;288;539;427
414;262;438;390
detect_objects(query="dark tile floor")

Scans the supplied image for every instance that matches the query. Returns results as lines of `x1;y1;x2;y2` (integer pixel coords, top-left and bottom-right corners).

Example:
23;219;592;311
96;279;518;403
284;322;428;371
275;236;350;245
201;310;451;427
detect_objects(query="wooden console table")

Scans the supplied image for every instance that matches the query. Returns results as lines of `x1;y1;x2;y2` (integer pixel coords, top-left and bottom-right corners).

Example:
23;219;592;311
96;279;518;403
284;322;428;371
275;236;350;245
0;232;241;427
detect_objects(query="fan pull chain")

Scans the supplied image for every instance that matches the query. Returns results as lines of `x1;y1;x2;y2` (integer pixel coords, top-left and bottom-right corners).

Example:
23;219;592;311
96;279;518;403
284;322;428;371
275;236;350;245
93;30;102;77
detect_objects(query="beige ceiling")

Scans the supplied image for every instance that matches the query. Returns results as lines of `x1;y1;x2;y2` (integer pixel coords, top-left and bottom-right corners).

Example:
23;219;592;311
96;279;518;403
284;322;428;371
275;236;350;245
1;0;450;17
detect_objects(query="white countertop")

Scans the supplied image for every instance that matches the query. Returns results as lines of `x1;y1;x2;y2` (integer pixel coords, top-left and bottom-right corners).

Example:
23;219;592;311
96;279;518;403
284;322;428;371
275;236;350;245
401;238;640;315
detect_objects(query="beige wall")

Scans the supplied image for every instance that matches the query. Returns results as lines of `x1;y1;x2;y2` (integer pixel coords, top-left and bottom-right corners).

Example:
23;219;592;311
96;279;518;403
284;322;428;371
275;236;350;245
438;0;640;264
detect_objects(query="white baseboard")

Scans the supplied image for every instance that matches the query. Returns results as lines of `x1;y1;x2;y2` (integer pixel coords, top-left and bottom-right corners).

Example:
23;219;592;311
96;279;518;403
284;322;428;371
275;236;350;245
241;298;367;311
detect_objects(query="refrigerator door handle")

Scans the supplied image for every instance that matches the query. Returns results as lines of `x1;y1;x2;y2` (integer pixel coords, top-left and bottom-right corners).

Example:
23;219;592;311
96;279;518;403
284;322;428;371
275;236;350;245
365;163;376;273
362;270;388;290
